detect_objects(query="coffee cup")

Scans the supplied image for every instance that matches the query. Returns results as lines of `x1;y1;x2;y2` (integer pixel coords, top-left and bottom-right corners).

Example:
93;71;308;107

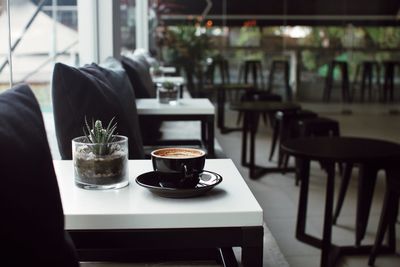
151;147;206;188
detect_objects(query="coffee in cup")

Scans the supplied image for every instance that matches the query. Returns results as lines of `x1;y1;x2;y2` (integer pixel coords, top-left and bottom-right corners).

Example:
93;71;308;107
151;148;206;188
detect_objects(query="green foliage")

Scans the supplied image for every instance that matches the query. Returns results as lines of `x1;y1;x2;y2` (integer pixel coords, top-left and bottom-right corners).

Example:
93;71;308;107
83;117;117;156
163;24;212;90
162;81;175;90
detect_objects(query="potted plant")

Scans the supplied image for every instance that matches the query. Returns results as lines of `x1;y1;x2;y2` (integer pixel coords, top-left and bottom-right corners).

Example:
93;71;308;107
72;117;129;190
157;81;179;104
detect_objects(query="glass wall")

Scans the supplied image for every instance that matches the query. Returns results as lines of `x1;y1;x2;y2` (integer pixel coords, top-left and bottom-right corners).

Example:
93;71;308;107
155;0;400;102
0;0;78;111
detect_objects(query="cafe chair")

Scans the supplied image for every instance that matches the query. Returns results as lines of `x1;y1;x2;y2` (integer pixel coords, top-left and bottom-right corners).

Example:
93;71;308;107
352;61;381;102
52;61;145;159
322;60;351;103
238;59;265;89
382;61;400;102
267;60;292;101
368;172;400;266
296;117;342;184
272;110;318;172
0;84;79;267
236;90;282;127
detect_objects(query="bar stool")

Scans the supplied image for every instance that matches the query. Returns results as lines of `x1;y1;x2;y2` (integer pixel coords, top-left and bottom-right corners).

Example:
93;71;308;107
204;57;230;86
382;61;400;102
236;90;282;127
353;61;381;102
368;171;399;266
323;60;351;102
267;60;292;101
238;60;264;89
271;110;318;168
294;117;341;185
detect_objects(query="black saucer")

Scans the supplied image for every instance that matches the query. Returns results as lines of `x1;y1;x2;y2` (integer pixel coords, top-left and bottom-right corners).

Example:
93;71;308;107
135;170;223;198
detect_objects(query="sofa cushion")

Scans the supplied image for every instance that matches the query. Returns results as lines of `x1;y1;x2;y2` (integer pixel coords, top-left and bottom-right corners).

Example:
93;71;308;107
120;56;162;144
52;62;145;159
121;55;156;98
0;84;78;267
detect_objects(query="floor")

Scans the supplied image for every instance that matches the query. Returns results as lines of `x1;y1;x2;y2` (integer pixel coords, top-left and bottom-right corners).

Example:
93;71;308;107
215;102;400;267
43;101;400;267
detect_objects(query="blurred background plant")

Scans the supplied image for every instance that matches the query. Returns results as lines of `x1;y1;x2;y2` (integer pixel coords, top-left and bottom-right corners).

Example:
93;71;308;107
162;24;213;96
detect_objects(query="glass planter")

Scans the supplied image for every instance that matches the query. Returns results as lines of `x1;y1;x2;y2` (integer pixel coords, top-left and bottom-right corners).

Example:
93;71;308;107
157;83;179;105
72;135;129;190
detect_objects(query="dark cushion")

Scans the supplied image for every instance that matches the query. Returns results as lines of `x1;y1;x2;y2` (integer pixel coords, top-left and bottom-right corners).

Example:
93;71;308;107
121;56;162;144
0;84;78;267
52;62;145;159
121;55;156;98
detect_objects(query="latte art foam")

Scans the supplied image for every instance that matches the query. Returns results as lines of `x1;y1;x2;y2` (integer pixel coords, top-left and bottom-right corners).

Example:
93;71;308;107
153;148;204;158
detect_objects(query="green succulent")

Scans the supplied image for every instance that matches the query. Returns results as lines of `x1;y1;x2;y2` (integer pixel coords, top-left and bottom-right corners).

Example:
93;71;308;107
83;117;117;156
162;81;175;90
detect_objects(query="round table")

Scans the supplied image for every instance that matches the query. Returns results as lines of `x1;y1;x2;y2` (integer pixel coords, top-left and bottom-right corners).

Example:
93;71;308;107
230;101;301;178
282;136;400;267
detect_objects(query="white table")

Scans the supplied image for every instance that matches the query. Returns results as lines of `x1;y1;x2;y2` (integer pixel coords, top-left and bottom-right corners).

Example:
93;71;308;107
54;159;264;266
136;99;216;156
152;76;184;85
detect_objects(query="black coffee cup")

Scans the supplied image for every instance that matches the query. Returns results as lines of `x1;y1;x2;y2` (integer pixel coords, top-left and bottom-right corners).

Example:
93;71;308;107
151;148;206;188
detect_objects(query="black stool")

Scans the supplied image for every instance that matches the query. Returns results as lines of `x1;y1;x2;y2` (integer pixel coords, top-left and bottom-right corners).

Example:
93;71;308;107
382;61;400;102
295;117;341;185
368;171;399;266
353;61;381;102
267;60;292;101
323;60;351;102
270;110;318;168
204;57;230;85
236;91;282;127
238;60;264;89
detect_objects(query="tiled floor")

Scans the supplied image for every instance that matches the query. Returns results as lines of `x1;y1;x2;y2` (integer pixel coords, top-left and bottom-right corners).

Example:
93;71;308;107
43;101;400;266
215;102;400;267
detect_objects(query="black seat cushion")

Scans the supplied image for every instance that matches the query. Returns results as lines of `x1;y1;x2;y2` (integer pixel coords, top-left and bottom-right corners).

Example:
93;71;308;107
0;84;78;267
121;55;155;98
121;56;162;144
52;62;145;159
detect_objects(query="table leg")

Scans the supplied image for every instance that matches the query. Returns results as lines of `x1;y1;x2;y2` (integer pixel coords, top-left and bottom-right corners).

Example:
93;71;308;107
206;115;215;156
241;226;264;267
333;163;354;224
355;164;378;246
217;88;242;134
249;111;257;178
241;112;249;166
295;158;319;246
321;162;335;267
217;87;225;131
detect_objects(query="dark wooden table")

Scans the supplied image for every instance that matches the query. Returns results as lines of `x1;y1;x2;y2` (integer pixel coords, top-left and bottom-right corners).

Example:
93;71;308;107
282;137;400;267
230;101;301;179
212;84;255;133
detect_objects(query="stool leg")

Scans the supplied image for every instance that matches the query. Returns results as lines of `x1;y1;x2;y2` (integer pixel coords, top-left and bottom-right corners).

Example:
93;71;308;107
333;163;353;224
269;118;280;161
356;165;378;246
361;66;367;102
368;187;399;266
267;62;275;93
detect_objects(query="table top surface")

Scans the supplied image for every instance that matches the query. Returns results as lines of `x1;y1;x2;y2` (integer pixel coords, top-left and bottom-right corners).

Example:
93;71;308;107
230;101;300;112
153;76;185;85
282;137;400;163
136;98;215;115
54;159;263;230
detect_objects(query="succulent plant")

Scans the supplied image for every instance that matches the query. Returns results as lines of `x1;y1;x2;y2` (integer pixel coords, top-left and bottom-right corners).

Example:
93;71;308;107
83;117;117;156
162;81;175;90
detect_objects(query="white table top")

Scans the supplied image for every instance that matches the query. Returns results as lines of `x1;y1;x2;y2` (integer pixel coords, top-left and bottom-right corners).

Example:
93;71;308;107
136;98;215;115
54;159;263;230
153;76;185;85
